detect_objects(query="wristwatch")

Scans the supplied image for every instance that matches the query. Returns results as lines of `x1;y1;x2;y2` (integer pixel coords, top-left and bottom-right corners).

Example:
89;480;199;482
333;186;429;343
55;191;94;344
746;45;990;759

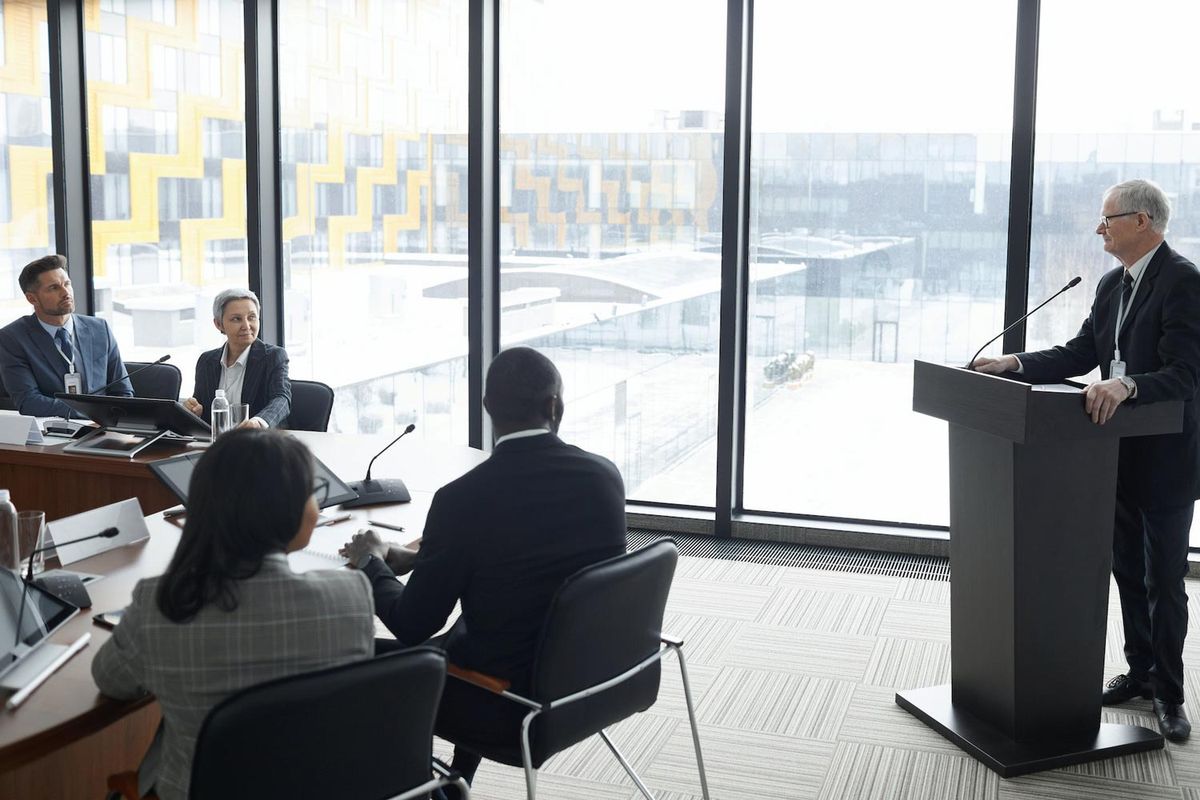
1118;375;1136;399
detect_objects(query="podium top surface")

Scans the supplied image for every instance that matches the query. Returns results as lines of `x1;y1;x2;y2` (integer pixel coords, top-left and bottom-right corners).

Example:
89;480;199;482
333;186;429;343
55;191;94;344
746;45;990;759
913;360;1183;444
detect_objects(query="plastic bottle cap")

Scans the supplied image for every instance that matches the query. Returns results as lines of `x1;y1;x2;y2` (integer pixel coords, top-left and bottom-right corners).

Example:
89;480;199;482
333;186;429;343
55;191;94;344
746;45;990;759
0;489;8;502
215;389;226;397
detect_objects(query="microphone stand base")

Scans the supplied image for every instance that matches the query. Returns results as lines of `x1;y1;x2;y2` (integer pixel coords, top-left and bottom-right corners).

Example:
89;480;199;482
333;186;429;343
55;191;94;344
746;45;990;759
342;478;412;508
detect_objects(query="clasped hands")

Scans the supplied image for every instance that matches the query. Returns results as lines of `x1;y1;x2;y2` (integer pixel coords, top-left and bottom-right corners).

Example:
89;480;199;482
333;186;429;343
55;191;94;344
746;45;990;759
339;528;420;575
970;355;1131;425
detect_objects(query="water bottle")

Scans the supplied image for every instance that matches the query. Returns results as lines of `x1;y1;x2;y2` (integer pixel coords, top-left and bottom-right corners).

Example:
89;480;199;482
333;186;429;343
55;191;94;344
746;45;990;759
211;389;231;438
0;489;18;572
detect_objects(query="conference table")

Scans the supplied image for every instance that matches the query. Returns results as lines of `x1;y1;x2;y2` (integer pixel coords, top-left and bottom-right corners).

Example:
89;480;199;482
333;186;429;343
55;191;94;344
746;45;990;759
0;431;488;798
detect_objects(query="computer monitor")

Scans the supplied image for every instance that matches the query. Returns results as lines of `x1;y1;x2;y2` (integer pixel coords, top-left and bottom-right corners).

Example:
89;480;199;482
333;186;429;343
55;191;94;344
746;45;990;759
0;570;78;684
54;393;211;438
148;449;359;510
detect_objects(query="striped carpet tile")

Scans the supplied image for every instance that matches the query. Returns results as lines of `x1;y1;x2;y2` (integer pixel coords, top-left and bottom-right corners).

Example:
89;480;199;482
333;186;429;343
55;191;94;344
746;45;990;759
998;771;1185;800
863;636;952;689
696;667;854;740
726;624;875;681
816;741;999;800
754;584;889;636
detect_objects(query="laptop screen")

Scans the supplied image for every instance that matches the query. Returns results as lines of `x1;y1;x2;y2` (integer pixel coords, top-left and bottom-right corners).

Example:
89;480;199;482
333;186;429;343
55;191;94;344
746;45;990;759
148;450;358;510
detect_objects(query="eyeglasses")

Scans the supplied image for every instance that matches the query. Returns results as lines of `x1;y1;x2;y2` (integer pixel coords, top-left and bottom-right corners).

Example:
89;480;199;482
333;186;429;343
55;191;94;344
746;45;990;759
1100;211;1150;229
312;476;329;507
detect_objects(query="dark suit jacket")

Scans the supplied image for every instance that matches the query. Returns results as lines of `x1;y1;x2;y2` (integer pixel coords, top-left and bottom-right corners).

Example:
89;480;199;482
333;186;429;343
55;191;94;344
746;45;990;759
0;313;132;418
1017;242;1200;508
364;433;627;691
192;339;291;428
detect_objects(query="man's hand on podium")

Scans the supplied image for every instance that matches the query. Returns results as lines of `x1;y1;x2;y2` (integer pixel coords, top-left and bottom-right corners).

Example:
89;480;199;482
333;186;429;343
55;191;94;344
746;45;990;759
970;354;1019;374
1084;379;1130;426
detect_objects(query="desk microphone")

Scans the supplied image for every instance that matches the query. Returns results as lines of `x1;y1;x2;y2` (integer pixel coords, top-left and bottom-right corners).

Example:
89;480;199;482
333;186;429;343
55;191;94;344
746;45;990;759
92;355;171;397
13;527;120;642
341;423;416;508
965;277;1081;370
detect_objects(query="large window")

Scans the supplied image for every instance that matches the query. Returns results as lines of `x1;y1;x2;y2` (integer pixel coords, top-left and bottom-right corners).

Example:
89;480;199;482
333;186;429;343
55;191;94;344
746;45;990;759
0;0;52;325
84;0;247;396
1029;0;1200;541
278;0;468;440
499;0;726;504
741;0;1018;526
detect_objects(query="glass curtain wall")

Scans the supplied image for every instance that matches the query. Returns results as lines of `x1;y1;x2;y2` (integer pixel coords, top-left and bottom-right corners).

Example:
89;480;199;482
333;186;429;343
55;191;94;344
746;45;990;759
0;0;52;326
741;0;1018;526
498;0;726;504
82;0;247;397
1028;0;1200;542
278;0;468;440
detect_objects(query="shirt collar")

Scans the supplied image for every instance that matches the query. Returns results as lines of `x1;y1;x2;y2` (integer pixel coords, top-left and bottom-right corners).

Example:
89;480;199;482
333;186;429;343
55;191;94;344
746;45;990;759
494;428;552;446
1125;241;1162;285
221;342;252;369
37;313;74;340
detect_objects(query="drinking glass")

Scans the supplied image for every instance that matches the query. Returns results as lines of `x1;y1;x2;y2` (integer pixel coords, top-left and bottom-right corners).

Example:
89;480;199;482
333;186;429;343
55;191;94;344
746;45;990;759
230;403;250;428
17;510;47;575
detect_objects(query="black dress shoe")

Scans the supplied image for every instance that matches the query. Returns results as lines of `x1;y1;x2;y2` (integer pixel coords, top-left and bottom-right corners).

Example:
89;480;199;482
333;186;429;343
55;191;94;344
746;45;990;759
1153;699;1191;742
1102;673;1153;705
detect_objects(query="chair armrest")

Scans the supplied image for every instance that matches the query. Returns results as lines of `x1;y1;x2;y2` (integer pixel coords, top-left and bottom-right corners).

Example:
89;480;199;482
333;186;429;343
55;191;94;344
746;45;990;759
448;663;512;694
661;632;685;648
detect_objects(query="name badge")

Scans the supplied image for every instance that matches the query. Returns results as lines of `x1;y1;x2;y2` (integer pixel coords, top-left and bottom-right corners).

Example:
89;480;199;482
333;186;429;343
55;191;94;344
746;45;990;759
64;371;83;395
1110;359;1127;379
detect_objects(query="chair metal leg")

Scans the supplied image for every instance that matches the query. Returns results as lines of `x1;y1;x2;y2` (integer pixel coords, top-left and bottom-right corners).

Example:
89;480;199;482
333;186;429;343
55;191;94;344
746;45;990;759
520;710;539;799
675;647;711;800
599;729;656;800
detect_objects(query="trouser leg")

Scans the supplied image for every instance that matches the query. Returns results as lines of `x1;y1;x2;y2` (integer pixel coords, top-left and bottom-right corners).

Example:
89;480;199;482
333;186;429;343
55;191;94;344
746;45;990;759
1142;502;1193;704
1113;488;1153;680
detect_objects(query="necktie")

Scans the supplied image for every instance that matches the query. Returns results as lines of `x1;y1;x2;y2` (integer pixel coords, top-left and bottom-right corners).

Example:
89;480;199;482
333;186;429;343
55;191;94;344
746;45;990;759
1121;271;1134;309
55;327;73;364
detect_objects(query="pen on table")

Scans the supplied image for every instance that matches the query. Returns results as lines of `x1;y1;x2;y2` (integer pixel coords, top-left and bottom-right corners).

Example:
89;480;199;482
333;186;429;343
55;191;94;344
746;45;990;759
7;632;91;711
316;512;353;527
367;519;405;532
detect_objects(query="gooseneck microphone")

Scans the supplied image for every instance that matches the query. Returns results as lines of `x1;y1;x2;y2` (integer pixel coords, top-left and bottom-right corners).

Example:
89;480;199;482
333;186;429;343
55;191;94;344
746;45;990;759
13;527;121;637
92;355;171;396
965;277;1082;370
341;423;417;508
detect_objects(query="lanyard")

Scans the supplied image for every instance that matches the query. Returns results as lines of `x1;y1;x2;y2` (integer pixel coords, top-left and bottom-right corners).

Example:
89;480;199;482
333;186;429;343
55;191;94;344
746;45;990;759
52;326;78;374
1113;268;1144;363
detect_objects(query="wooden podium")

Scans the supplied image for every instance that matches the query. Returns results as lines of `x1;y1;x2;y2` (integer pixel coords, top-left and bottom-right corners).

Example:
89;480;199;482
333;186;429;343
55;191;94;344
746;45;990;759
897;360;1183;776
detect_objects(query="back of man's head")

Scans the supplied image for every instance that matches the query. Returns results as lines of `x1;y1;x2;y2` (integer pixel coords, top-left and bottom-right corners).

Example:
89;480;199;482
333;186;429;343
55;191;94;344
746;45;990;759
484;347;563;432
18;254;67;294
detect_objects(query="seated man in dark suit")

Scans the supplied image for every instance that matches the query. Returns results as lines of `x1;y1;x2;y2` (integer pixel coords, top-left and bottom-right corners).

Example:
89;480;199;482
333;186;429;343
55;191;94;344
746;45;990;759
340;346;627;793
0;254;132;418
183;288;291;428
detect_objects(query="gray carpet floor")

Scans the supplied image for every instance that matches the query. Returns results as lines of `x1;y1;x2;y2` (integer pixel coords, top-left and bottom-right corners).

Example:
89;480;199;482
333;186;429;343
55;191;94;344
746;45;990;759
426;552;1200;799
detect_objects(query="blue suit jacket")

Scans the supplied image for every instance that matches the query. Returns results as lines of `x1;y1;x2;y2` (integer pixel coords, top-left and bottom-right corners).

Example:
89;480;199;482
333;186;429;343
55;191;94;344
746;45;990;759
192;339;292;428
0;313;133;418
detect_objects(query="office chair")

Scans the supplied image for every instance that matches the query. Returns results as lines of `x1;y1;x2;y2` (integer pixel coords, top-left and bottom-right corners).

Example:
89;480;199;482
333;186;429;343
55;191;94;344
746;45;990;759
124;361;183;401
287;379;335;432
107;646;468;800
443;539;709;800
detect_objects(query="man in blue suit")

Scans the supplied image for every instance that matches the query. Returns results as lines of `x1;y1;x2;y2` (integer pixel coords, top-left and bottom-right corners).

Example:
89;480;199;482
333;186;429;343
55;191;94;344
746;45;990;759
0;254;132;418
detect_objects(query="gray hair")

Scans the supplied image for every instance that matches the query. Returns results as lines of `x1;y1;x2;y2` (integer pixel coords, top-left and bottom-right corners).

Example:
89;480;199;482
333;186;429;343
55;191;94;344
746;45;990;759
212;288;261;321
1105;179;1170;234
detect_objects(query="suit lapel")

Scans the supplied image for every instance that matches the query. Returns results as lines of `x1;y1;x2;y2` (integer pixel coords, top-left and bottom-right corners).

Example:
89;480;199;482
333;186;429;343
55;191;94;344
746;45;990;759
26;315;72;388
78;317;103;390
241;341;264;405
1121;243;1168;339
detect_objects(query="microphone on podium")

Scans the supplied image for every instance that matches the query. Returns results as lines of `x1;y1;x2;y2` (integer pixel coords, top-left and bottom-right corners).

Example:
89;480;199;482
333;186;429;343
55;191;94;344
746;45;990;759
92;355;171;396
341;423;417;508
965;277;1081;370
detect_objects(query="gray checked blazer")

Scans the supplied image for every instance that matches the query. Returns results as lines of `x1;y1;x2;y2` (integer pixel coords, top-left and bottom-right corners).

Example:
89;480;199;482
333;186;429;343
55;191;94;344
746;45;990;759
92;555;374;800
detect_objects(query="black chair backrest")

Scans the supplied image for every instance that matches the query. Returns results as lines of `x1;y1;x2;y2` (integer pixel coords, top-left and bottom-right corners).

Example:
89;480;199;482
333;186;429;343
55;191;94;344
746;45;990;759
528;539;678;762
288;379;335;432
189;646;446;800
124;360;182;401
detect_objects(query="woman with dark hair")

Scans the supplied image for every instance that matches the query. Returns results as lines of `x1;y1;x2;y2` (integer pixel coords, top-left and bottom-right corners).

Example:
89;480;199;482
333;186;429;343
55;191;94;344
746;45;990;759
92;429;374;800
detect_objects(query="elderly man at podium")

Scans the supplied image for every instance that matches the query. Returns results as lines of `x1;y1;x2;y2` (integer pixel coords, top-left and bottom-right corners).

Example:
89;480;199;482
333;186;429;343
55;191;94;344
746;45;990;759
972;179;1200;742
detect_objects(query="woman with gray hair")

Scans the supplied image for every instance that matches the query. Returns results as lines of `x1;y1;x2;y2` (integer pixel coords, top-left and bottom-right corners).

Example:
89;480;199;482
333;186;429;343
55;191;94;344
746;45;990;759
183;288;292;428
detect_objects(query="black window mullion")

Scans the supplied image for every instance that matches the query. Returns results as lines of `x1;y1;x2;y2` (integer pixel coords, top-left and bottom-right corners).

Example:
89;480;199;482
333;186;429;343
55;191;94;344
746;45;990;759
245;0;283;344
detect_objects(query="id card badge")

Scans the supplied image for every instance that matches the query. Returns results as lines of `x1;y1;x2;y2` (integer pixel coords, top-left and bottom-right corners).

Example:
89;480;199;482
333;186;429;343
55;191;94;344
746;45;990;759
1110;359;1127;379
64;371;83;395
